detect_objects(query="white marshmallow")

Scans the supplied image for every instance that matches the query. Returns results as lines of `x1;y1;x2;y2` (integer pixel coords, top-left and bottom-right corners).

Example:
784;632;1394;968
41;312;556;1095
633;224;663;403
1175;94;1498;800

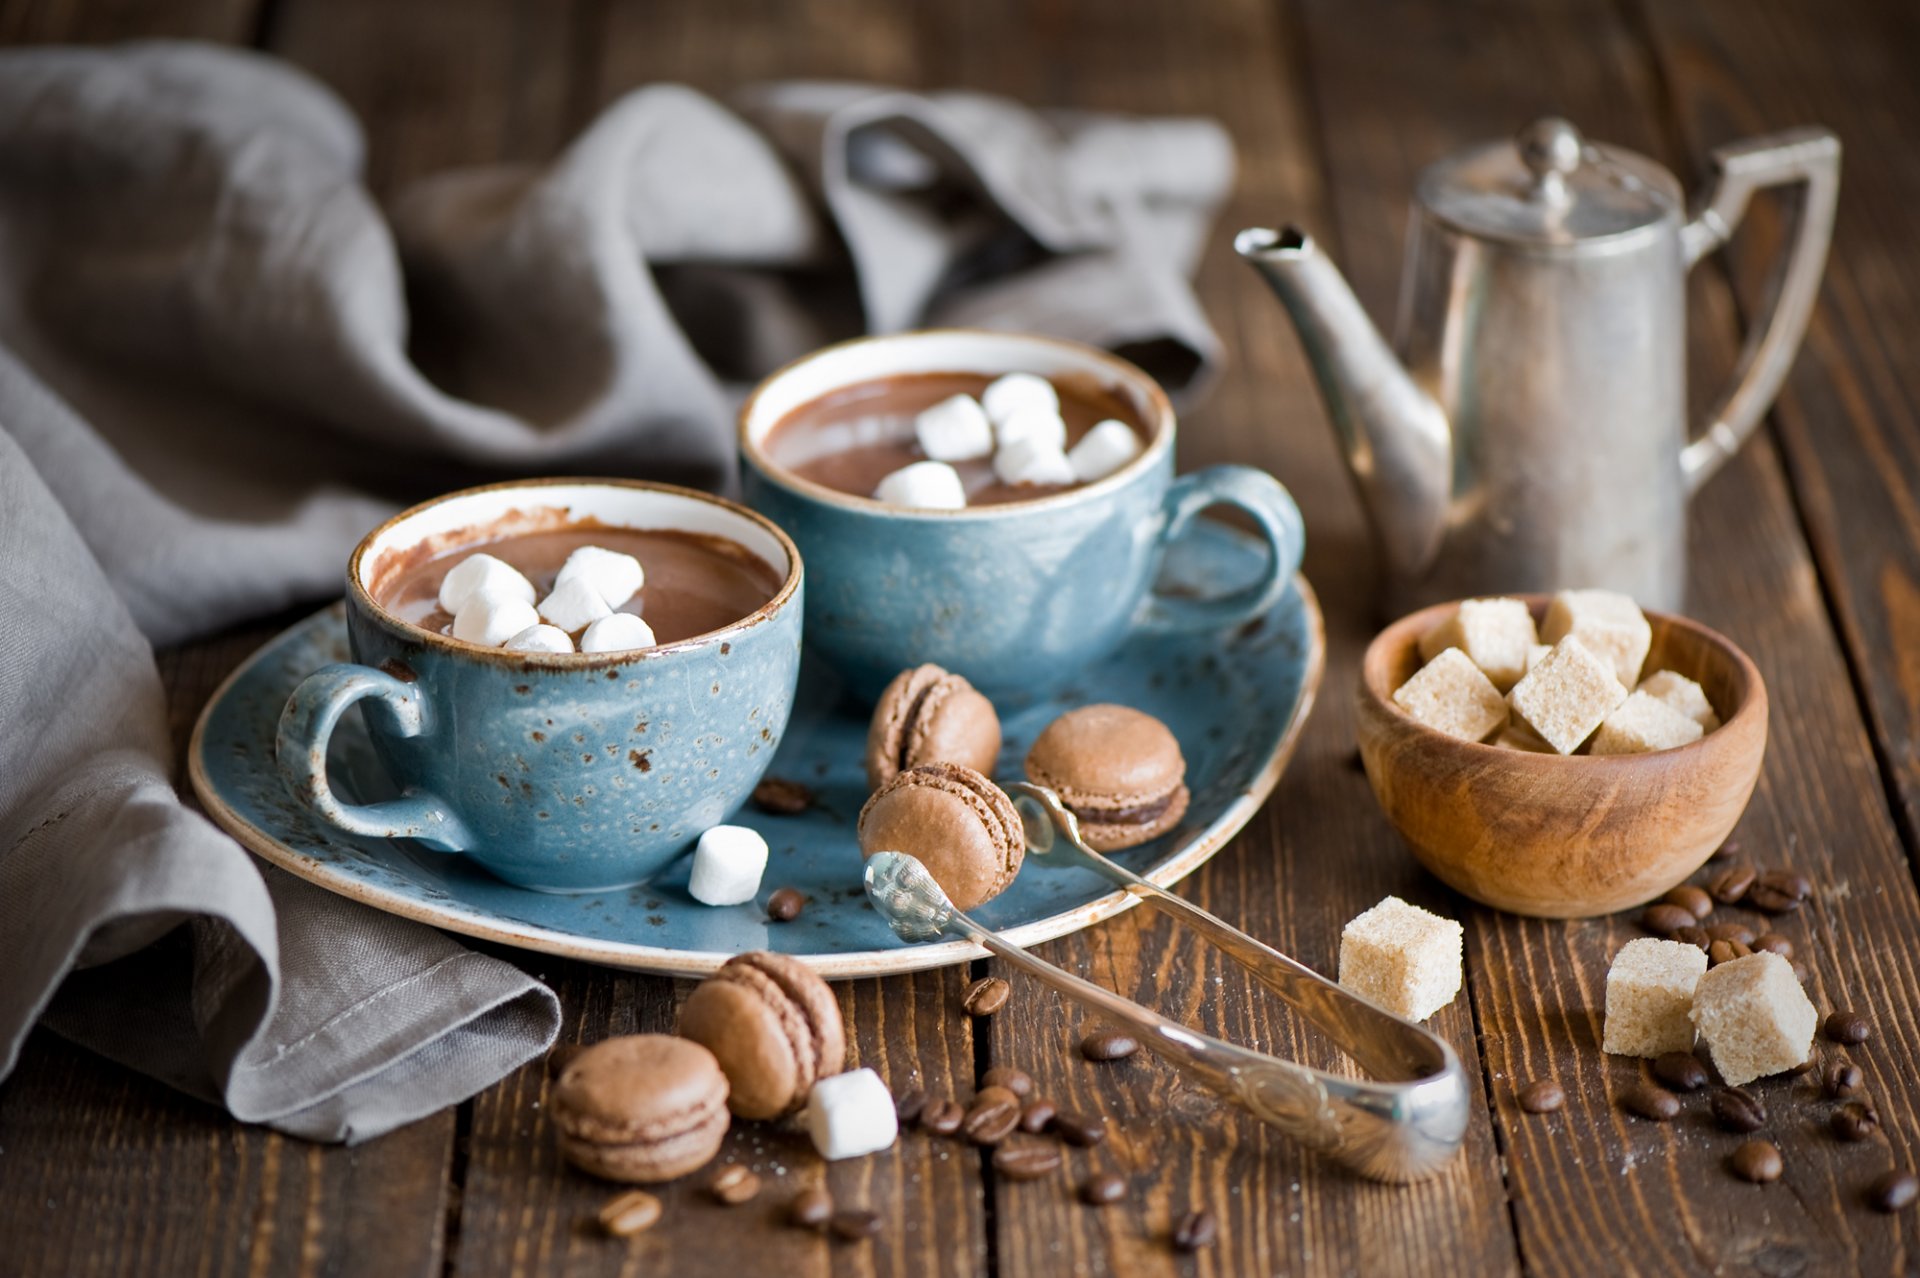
995;407;1068;452
1068;419;1144;483
805;1067;898;1161
451;592;540;647
538;576;613;634
873;460;967;510
504;623;574;654
687;824;768;906
579;612;657;653
555;545;644;609
981;372;1059;427
913;394;995;462
438;553;535;614
993;436;1076;487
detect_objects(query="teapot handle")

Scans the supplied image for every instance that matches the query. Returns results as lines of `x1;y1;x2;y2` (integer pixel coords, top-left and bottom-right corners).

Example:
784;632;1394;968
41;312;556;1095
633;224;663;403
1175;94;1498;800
1679;127;1840;494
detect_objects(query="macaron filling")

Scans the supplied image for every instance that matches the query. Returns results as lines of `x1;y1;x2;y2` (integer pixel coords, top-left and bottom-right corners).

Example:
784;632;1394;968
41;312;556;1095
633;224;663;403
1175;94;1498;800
1066;790;1181;825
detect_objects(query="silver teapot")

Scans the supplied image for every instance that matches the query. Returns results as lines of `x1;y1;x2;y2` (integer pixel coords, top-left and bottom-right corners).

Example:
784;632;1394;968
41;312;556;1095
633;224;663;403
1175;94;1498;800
1238;117;1838;612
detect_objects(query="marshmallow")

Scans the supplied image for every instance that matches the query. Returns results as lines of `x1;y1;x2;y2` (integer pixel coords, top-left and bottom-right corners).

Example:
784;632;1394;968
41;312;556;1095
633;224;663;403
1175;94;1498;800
555;545;645;609
913;394;995;462
805;1068;898;1161
995;408;1068;452
993;436;1076;487
874;460;967;510
538;576;613;634
1068;419;1144;482
687;824;768;906
504;623;574;654
438;553;535;614
981;372;1059;427
451;593;540;647
579;612;657;653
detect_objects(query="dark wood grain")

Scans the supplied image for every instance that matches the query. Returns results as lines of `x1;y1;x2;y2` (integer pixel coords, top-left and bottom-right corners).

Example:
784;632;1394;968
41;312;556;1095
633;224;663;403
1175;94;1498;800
0;0;259;42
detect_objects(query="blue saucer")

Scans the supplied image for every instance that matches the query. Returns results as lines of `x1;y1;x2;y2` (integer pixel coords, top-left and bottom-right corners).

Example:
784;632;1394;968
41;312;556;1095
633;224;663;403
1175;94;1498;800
189;524;1323;978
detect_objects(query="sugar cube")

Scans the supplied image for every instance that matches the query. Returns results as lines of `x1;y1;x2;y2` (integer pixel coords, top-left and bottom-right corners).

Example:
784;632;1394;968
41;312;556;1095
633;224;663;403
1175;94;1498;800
1417;597;1539;691
1689;952;1817;1085
1603;938;1708;1057
1541;589;1651;687
1590;690;1705;755
687;825;768;906
1508;636;1627;754
1526;643;1552;673
1338;895;1463;1021
1494;722;1554;753
806;1067;898;1160
1637;670;1720;732
1392;648;1508;742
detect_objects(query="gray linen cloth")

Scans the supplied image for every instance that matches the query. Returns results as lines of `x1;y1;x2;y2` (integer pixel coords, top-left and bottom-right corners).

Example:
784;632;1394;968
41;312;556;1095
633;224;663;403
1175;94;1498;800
0;42;1234;1141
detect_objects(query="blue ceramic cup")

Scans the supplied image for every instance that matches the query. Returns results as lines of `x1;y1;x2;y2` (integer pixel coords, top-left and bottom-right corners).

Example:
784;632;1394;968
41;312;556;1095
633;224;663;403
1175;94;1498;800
739;330;1304;702
275;480;804;893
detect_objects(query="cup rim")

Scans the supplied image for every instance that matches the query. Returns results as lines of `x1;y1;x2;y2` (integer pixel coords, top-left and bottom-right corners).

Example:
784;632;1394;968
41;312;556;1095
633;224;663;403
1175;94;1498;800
736;327;1176;519
345;477;804;668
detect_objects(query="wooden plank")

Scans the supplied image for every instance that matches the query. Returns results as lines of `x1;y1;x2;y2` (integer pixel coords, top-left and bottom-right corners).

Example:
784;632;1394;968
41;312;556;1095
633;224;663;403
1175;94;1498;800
1296;0;1920;1273
0;0;260;43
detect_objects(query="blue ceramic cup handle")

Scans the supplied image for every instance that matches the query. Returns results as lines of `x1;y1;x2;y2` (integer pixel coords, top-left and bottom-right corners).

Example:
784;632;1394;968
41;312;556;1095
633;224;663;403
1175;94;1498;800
276;663;473;852
1137;465;1305;633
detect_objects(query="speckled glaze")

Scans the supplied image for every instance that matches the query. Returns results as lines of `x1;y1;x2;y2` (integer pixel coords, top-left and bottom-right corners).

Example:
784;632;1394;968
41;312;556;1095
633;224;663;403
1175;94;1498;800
740;330;1305;704
274;480;803;893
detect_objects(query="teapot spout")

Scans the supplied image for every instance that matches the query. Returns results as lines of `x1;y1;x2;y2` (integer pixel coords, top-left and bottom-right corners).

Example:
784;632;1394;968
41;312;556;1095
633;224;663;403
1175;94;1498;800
1236;226;1451;579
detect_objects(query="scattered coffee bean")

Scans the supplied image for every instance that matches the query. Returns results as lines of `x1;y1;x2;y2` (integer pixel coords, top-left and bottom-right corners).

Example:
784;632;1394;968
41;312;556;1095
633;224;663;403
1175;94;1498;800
1517;1080;1566;1114
1709;938;1753;966
993;1141;1064;1181
1712;838;1740;861
964;1087;1022;1144
599;1190;663;1237
709;1164;761;1205
1641;903;1696;936
1751;933;1794;957
766;887;806;922
1749;869;1810;914
1822;1060;1864;1099
1731;1139;1784;1184
1706;921;1756;946
1824;1011;1871;1045
1672;925;1711;950
1019;1099;1057;1134
984;1066;1034;1098
830;1209;882;1241
1868;1169;1918;1213
1172;1209;1218;1252
1081;1029;1140;1061
895;1087;929;1123
920;1099;965;1136
1081;1172;1127;1205
1053;1111;1108;1147
547;1042;587;1077
1711;1087;1768;1133
789;1185;833;1229
751;776;813;815
1623;1080;1681;1122
962;976;1011;1018
1831;1102;1880;1143
1663;885;1714;920
1652;1052;1710;1093
1707;865;1757;905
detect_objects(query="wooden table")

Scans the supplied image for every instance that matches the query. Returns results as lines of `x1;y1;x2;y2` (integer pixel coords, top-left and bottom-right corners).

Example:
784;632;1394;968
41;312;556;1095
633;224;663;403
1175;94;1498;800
3;0;1917;1273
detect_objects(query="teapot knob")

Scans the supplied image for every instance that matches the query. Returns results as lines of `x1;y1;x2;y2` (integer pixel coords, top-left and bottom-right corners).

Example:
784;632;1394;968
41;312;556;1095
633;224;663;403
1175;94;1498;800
1517;117;1584;204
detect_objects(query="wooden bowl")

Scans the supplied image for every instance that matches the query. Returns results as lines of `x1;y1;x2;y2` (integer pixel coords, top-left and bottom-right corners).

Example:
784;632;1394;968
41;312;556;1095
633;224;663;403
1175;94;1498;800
1355;597;1768;918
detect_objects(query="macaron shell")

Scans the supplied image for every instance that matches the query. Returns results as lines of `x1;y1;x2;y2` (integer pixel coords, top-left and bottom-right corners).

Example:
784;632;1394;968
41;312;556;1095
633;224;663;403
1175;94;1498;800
1024;704;1186;812
558;1116;727;1183
864;666;1002;790
551;1035;729;1146
731;950;847;1084
678;964;811;1120
1075;781;1191;852
857;764;1024;910
864;665;944;789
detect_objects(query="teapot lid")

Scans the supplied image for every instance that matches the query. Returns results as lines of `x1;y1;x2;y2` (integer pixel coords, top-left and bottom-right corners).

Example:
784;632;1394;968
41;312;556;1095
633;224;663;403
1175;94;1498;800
1417;117;1681;247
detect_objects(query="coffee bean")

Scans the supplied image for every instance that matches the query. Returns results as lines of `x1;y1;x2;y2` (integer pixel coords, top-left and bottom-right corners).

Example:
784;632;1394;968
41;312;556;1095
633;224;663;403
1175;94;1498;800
1652;1052;1710;1093
984;1066;1034;1098
1822;1060;1864;1099
1672;926;1711;950
1172;1209;1218;1252
709;1164;760;1205
1019;1100;1056;1134
766;887;806;922
1663;885;1714;920
1623;1080;1681;1122
1868;1170;1918;1213
789;1186;833;1229
1831;1102;1880;1143
964;1087;1021;1144
1771;868;1814;898
1706;921;1756;946
920;1099;965;1136
1517;1080;1565;1113
1707;865;1757;905
1707;939;1748;966
992;1141;1064;1180
1711;1087;1768;1133
1712;838;1740;861
1641;903;1697;936
1053;1111;1108;1147
1749;869;1810;914
894;1087;928;1123
1081;1029;1140;1061
1824;1011;1871;1045
1751;932;1794;957
751;776;813;815
1081;1172;1127;1206
830;1209;881;1241
599;1190;662;1237
547;1043;588;1077
1731;1139;1784;1183
962;977;1011;1018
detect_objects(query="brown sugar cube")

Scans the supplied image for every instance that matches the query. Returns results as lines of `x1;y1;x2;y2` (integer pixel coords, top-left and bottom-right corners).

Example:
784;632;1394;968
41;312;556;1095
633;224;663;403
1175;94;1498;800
1541;589;1651;687
1493;722;1554;753
1689;952;1817;1085
1603;938;1708;1057
1526;643;1552;674
1338;895;1464;1021
1590;690;1706;756
1637;669;1720;732
1507;636;1627;754
1417;597;1539;691
1392;648;1508;742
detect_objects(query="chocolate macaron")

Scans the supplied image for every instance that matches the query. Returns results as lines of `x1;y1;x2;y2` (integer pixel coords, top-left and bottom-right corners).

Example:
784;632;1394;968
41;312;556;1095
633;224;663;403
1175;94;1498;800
550;1034;730;1183
865;664;1002;790
857;762;1025;910
1024;704;1189;851
678;951;847;1120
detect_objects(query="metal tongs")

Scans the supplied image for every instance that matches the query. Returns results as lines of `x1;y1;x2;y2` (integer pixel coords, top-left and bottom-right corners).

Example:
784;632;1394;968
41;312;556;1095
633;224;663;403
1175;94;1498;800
861;782;1469;1183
